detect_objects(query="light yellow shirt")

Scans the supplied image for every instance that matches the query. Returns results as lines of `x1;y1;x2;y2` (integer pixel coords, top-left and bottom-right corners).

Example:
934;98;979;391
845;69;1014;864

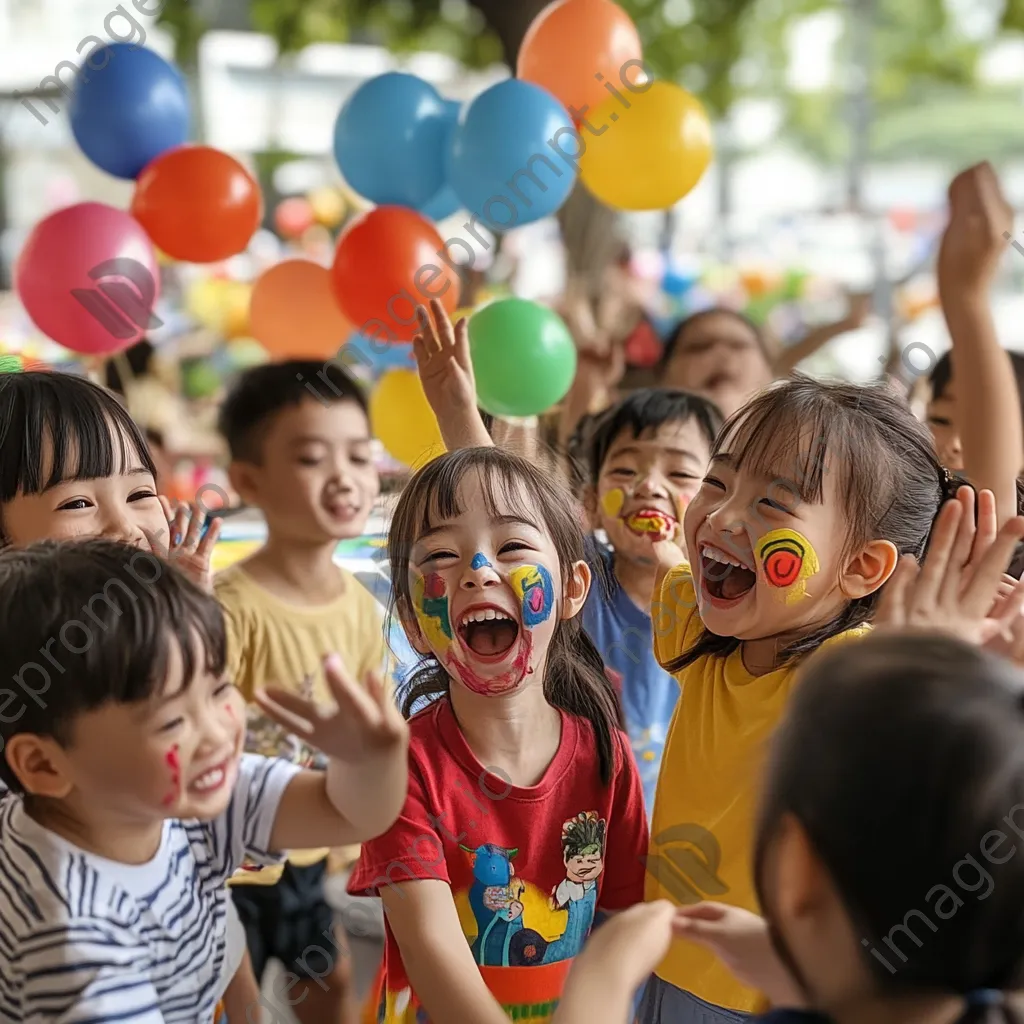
215;563;389;885
647;563;869;1012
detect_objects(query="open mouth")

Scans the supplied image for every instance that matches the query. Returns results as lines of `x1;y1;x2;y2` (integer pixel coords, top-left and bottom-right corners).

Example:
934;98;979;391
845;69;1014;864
700;544;756;602
188;757;234;796
625;508;678;537
458;606;521;658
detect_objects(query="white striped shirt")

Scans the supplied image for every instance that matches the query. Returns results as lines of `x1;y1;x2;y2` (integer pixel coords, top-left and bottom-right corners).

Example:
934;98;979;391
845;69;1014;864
0;754;300;1022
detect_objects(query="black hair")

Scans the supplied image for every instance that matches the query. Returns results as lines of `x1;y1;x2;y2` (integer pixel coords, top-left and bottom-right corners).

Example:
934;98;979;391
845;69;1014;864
0;538;226;793
666;375;956;673
578;387;723;489
104;339;156;396
756;633;1024;1021
659;307;770;375
217;359;368;462
930;349;1024;406
387;446;624;785
0;372;157;543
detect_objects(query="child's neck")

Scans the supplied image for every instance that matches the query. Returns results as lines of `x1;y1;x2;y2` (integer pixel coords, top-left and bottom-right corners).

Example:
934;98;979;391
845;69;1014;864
612;552;657;611
449;674;562;789
244;534;345;605
28;795;164;865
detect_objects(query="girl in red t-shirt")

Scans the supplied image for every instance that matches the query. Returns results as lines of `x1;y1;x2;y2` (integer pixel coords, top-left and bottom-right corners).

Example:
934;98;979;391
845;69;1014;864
349;446;649;1024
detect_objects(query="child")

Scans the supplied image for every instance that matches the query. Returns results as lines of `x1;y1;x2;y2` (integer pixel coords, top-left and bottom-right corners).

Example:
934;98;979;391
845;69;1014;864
658;298;869;420
574;389;722;814
552;630;1024;1024
216;360;388;1024
410;299;721;815
347;445;649;1023
0;537;408;1022
640;375;1012;1022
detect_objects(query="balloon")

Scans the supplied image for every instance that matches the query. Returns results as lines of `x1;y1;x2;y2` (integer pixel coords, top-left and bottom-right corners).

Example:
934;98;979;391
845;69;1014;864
579;82;712;211
662;265;698;297
333;72;448;209
221;281;252;338
518;0;643;118
15;202;159;356
250;260;350;358
274;197;315;238
331;206;460;342
131;146;262;263
308;187;346;228
448;81;576;229
469;298;577;417
342;332;416;379
69;44;190;180
226;337;270;370
370;368;445;467
186;278;227;330
420;101;462;222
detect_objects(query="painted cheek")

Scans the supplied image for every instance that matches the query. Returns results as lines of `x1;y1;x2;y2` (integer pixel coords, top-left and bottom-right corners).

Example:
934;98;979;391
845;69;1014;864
511;564;555;628
600;488;626;519
756;528;821;603
414;572;454;653
161;745;181;807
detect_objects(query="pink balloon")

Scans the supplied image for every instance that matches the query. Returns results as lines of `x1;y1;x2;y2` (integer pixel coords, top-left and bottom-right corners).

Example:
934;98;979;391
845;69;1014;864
15;202;160;356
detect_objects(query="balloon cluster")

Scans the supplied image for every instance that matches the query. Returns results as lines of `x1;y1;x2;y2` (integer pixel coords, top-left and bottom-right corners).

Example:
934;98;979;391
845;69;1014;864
14;43;263;357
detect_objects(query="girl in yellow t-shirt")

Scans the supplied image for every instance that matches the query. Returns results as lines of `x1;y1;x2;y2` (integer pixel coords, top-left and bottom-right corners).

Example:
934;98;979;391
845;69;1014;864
638;376;997;1023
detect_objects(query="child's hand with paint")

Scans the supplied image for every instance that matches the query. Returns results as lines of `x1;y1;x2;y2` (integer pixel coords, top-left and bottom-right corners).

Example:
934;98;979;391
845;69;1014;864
413;298;492;450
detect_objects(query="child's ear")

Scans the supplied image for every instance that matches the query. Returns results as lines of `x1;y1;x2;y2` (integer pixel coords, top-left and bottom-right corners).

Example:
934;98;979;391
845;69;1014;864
227;461;261;507
397;599;433;657
582;486;600;530
4;735;74;799
560;559;592;620
840;538;899;600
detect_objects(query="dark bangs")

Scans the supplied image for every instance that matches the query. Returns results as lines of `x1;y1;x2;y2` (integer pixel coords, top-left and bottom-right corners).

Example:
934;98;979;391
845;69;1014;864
0;539;225;792
0;371;155;501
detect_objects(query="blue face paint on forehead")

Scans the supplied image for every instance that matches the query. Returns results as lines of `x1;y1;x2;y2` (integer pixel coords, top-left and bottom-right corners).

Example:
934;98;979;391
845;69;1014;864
471;552;492;571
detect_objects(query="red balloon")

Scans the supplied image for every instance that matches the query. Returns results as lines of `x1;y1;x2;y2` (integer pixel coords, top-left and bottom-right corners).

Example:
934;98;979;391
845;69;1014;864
131;145;262;263
274;197;315;239
331;206;460;343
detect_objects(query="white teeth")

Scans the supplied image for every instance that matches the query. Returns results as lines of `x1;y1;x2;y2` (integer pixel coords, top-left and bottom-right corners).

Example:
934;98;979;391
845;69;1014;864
192;767;225;793
462;609;513;625
700;544;752;571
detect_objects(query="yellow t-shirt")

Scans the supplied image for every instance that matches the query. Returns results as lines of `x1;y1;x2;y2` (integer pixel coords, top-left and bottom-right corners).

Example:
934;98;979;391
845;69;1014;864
647;563;869;1012
216;563;389;886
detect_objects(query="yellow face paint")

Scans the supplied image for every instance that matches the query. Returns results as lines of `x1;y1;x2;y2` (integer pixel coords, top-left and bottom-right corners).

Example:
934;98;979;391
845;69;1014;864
412;572;454;654
756;528;820;604
600;488;626;518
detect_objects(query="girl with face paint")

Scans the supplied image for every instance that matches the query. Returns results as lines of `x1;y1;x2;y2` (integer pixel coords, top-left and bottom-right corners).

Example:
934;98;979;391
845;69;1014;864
348;447;649;1024
552;633;1024;1024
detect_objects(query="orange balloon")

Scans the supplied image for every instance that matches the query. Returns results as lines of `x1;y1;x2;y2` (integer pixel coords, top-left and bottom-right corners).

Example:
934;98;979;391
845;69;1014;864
275;197;315;239
131;146;263;263
331;206;460;343
518;0;643;118
250;260;351;358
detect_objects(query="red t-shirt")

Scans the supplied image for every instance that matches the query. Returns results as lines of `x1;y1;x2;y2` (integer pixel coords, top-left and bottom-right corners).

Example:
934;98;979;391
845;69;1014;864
348;698;649;1024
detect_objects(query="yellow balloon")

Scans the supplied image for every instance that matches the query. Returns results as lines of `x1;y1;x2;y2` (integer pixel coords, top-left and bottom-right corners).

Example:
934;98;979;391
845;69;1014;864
186;278;227;330
308;187;346;228
222;281;252;338
579;81;713;211
370;369;445;468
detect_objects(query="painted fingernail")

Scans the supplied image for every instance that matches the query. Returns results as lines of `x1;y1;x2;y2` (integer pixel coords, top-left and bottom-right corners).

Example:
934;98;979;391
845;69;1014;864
173;533;182;546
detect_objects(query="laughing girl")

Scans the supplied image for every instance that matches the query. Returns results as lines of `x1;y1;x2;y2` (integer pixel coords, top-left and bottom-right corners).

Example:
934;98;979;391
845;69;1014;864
347;446;649;1024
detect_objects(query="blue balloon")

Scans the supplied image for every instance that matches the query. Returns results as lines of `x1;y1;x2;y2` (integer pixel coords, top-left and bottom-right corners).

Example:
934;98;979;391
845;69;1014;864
342;333;416;379
334;72;448;209
662;265;698;298
69;44;189;180
420;100;462;221
447;80;576;230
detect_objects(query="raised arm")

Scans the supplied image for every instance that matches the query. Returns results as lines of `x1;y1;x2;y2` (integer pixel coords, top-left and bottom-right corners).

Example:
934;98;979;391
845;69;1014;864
937;162;1023;526
381;880;511;1024
772;293;871;377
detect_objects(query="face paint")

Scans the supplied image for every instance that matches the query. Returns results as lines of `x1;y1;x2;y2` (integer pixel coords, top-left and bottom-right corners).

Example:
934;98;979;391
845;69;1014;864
600;488;626;519
471;552;492;571
413;572;453;653
625;508;678;541
510;564;555;627
161;744;180;807
756;528;820;604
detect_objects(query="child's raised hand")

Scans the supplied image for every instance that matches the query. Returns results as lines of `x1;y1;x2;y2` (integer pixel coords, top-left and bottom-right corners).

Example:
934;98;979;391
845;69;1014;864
876;486;1024;645
146;498;221;593
674;903;801;1006
413;299;476;415
937;162;1013;298
254;653;408;765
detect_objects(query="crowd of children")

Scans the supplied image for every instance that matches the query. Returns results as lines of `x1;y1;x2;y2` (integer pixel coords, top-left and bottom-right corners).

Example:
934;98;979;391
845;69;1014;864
1;158;1024;1024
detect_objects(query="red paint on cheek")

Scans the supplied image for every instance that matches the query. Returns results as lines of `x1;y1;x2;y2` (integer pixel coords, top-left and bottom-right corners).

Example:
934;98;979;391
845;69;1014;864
424;573;446;599
161;745;181;807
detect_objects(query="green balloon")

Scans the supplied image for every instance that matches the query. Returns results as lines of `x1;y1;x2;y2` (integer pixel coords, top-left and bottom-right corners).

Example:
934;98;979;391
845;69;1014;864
469;298;577;418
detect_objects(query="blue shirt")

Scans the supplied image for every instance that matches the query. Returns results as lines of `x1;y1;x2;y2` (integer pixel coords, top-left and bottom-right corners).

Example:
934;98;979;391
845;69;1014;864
582;542;680;817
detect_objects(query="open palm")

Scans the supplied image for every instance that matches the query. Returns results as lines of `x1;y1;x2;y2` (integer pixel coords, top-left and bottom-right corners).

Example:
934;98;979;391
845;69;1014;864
413;298;476;414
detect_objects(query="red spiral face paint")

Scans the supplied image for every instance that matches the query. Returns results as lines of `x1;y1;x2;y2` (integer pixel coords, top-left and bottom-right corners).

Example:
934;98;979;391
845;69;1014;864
756;528;821;604
161;745;181;807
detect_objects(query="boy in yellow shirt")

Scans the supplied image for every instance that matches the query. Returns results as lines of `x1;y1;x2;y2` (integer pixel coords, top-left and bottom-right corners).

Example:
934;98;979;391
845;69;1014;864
217;360;388;1024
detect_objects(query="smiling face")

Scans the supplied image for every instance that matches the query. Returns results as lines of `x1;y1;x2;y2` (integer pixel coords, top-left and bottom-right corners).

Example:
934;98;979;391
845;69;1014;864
593;418;711;561
403;469;589;698
230;398;379;544
565;846;604;883
662;312;773;419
